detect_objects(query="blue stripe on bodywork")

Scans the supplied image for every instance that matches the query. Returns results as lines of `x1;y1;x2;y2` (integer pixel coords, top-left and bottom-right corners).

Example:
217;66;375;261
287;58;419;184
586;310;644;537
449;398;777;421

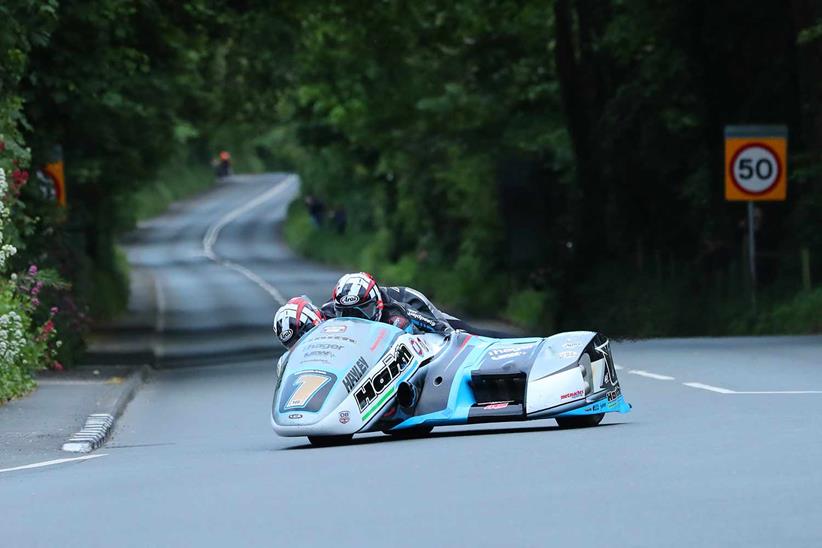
555;393;632;416
392;336;497;429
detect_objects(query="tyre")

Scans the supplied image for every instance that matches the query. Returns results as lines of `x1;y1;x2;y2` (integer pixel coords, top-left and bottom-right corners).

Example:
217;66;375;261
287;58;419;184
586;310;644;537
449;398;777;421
307;435;353;447
555;413;604;428
383;426;433;438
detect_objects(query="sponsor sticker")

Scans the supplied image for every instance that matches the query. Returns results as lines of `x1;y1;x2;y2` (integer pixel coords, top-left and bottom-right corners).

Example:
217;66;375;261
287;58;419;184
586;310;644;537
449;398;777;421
483;402;510;410
279;329;293;341
410;336;431;357
557;350;577;359
407;309;436;327
323;325;347;333
342;357;370;393
340;294;360;305
356;344;414;413
607;385;622;402
561;389;584;400
339;411;351;424
304;343;345;351
488;343;536;361
562;341;582;349
288;413;303;420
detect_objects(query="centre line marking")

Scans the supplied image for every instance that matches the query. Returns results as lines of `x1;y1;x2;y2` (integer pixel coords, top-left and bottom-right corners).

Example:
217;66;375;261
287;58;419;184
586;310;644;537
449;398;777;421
0;454;107;474
733;390;822;395
202;175;296;305
683;382;735;394
628;370;675;381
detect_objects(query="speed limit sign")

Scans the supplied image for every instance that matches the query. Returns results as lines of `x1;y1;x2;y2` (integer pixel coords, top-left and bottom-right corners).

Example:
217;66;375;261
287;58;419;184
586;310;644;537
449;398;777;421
725;125;787;201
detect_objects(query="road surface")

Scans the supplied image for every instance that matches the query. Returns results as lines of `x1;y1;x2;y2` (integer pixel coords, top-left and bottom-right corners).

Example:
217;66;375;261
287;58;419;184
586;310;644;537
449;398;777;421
2;174;821;547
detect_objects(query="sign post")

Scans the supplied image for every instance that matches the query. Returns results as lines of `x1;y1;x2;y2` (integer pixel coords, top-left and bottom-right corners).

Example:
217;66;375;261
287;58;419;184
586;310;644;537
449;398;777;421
724;125;788;310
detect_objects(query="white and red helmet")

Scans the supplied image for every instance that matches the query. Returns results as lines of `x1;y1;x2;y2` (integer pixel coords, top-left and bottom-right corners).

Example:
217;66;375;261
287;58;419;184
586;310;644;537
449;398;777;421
332;272;384;322
273;296;325;349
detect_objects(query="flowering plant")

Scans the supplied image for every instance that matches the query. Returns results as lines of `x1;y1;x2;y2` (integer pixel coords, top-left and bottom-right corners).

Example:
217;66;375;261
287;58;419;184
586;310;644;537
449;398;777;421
0;167;64;401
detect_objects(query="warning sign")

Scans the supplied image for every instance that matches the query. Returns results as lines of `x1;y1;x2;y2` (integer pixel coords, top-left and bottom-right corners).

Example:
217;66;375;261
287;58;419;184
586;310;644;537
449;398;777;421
725;125;787;201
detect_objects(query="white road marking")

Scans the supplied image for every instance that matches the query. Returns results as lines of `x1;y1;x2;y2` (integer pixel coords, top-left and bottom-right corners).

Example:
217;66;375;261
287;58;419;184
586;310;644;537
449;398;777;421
683;382;736;394
220;260;286;304
153;271;166;333
615;365;624;370
733;390;822;395
0;454;107;474
628;370;675;381
202;175;295;305
683;382;822;395
152;271;166;357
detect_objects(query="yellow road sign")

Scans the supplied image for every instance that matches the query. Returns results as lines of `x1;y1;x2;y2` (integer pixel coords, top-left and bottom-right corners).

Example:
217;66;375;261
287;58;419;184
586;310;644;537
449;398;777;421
724;125;787;201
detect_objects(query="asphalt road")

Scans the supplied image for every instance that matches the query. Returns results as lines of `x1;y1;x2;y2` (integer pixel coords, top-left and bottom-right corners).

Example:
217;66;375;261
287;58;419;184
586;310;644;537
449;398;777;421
2;174;821;547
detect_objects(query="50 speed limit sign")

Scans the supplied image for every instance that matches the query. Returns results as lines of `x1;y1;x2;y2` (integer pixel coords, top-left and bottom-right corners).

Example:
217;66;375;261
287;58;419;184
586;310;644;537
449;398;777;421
725;125;787;201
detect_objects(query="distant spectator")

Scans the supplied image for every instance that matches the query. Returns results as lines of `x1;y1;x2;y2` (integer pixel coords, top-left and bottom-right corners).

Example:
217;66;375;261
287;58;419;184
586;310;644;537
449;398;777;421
213;151;232;178
305;194;325;227
331;205;347;234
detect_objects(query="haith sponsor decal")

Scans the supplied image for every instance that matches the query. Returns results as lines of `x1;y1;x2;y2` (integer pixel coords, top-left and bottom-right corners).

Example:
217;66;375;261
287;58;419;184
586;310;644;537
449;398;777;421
355;344;414;412
488;343;535;361
561;390;584;400
342;357;370;393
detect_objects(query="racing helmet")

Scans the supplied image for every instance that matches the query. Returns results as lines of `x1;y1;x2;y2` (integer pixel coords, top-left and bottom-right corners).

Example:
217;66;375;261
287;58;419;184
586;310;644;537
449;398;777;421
273;296;325;349
332;272;384;322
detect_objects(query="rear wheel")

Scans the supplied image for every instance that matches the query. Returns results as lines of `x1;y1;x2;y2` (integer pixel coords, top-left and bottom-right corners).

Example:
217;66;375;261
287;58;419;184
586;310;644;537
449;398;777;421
307;435;353;447
555;413;604;429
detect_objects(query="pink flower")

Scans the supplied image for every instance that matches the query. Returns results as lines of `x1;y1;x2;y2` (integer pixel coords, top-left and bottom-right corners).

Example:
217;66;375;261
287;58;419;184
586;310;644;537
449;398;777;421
28;265;38;276
42;320;54;335
52;361;64;372
32;297;40;307
11;169;29;191
50;306;59;315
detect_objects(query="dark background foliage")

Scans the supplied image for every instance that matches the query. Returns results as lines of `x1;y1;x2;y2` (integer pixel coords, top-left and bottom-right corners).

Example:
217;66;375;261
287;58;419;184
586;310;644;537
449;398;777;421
3;0;821;350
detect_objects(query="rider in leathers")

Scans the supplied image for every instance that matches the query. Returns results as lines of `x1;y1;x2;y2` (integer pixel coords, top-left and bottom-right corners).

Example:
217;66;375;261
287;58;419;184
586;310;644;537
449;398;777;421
321;272;454;335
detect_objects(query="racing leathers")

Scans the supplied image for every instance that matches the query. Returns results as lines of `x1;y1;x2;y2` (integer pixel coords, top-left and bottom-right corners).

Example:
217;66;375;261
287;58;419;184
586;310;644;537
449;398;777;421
322;285;454;335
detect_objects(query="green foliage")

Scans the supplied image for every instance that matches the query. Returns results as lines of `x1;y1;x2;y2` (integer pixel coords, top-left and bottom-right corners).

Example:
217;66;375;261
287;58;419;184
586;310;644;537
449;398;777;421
3;0;821;345
130;151;213;221
272;0;822;335
753;289;822;334
504;289;554;332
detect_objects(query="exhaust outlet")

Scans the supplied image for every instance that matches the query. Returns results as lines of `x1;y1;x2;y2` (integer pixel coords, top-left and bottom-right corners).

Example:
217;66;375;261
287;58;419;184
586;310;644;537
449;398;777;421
397;381;417;408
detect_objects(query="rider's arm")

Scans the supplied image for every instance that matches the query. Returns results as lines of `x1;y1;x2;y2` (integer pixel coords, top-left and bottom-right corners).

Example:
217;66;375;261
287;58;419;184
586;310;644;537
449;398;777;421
320;299;337;319
402;305;454;335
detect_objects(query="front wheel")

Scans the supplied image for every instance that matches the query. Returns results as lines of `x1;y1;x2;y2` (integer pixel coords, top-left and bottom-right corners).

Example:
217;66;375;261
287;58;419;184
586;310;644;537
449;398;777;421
308;435;353;447
555;413;604;429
